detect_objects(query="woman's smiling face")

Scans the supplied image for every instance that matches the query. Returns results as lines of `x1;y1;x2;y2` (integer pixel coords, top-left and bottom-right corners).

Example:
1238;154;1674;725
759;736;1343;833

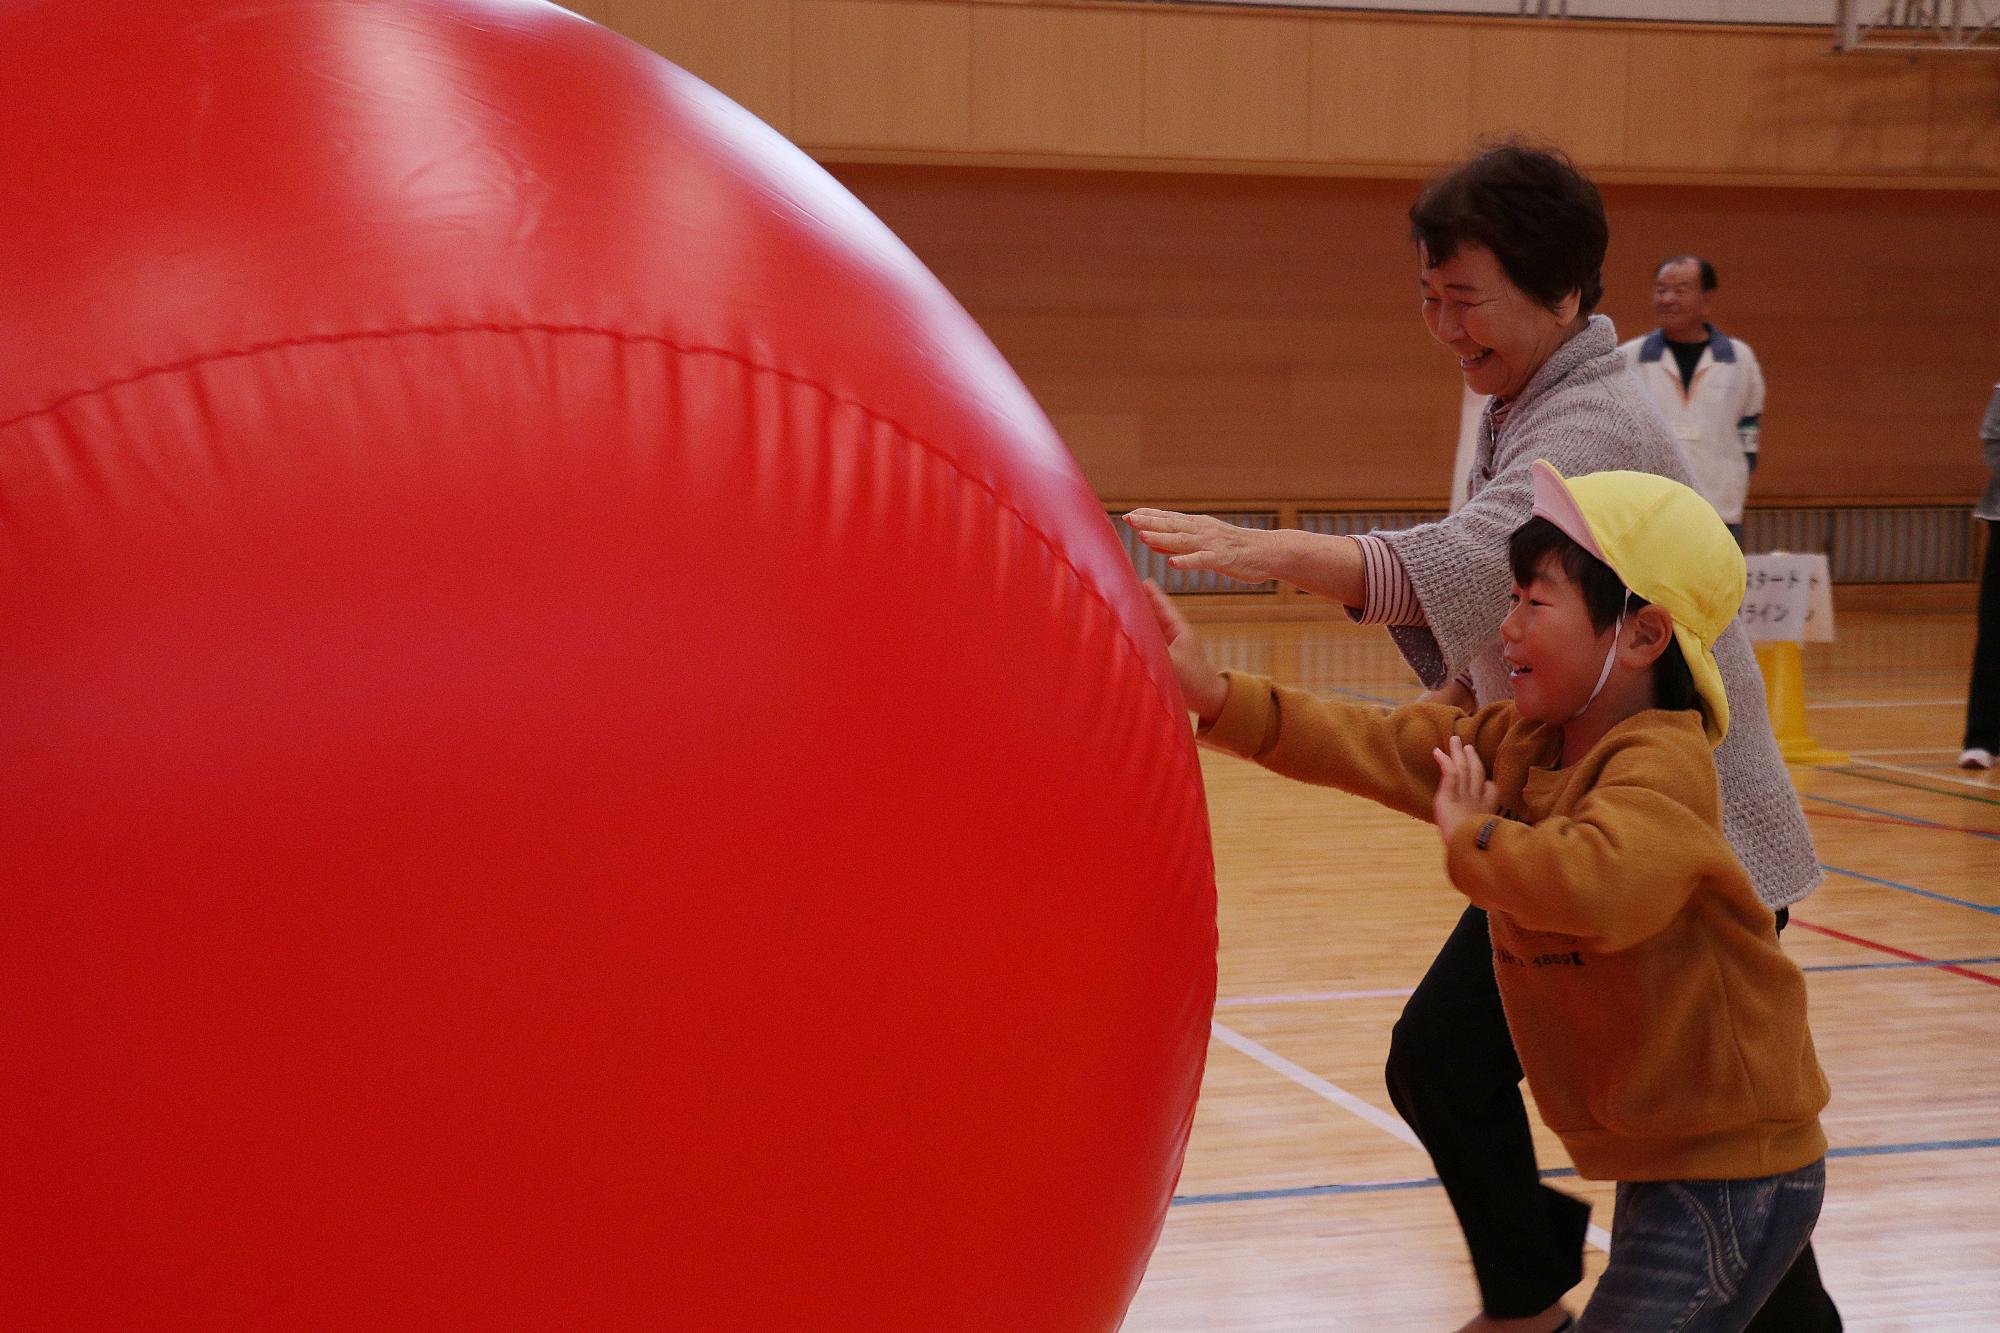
1419;241;1582;402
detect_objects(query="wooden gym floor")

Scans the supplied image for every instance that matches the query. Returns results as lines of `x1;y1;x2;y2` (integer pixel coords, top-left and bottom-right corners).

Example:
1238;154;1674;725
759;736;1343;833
1122;593;1999;1331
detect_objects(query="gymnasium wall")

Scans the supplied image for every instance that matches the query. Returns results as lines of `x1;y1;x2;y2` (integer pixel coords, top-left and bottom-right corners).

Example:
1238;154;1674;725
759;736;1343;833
558;0;2000;187
834;165;2000;505
558;0;2000;507
1195;1;1831;19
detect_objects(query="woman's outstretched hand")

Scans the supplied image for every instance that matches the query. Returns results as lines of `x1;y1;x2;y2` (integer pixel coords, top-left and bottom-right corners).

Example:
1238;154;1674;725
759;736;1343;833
1141;581;1229;725
1124;509;1278;585
1432;735;1499;843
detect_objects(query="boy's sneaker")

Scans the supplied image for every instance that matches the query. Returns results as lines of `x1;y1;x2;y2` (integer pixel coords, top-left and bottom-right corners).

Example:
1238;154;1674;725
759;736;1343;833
1961;747;1995;770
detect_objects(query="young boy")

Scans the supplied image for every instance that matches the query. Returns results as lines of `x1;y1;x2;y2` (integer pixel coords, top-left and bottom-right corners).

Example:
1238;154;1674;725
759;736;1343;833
1148;461;1829;1331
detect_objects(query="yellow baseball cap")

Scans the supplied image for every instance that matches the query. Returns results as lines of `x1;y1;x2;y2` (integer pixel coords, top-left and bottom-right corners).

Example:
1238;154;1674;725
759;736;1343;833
1528;460;1746;745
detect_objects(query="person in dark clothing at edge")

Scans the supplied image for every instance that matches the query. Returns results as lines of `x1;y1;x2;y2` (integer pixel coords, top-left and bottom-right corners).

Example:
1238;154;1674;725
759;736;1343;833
1126;141;1842;1331
1959;384;2000;772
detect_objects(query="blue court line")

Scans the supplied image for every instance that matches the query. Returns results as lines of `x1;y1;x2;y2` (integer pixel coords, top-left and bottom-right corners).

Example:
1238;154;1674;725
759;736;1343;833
1818;863;2000;917
1801;792;2000;842
1173;1177;1443;1207
1823;1137;2000;1159
1802;955;2000;974
1823;764;2000;809
1170;1138;2000;1208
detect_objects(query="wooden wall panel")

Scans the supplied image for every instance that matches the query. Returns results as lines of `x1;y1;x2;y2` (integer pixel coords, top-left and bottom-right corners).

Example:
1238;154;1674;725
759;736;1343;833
1310;20;1473;165
834;168;1466;501
1621;31;1792;173
1926;60;2000;174
557;1;2000;189
834;165;2000;506
584;0;794;133
1777;52;1933;175
1141;12;1314;162
1468;26;1631;165
548;0;2000;503
793;0;971;149
970;6;1143;155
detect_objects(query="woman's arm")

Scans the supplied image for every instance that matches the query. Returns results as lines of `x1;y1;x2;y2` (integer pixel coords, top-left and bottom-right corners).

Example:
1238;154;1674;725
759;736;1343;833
1124;511;1367;607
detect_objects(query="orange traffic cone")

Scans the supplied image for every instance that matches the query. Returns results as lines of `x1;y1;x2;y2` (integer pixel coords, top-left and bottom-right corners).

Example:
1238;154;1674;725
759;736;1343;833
1754;640;1848;765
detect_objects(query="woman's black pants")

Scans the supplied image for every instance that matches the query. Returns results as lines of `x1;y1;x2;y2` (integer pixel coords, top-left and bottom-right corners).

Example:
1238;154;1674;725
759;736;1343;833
1385;904;1840;1328
1964;520;2000;753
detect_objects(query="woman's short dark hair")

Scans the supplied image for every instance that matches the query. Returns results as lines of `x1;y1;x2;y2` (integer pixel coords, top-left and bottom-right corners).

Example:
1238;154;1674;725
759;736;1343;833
1507;516;1699;715
1410;141;1608;316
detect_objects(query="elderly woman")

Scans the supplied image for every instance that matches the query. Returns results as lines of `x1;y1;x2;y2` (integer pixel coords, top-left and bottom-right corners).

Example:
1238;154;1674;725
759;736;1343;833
1129;144;1839;1332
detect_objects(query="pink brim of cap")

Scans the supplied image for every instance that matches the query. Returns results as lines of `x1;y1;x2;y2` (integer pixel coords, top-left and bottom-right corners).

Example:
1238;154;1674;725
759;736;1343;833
1529;459;1610;565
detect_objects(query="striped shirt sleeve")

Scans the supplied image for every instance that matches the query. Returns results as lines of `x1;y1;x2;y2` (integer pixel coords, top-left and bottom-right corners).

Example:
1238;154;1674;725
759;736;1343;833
1343;533;1428;627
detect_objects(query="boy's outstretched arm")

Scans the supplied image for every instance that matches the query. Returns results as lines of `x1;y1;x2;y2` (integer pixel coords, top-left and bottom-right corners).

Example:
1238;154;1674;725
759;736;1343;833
1143;582;1511;823
1141;581;1228;724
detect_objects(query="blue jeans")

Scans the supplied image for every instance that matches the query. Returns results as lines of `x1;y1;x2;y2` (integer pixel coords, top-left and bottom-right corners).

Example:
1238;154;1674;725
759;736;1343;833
1579;1159;1825;1332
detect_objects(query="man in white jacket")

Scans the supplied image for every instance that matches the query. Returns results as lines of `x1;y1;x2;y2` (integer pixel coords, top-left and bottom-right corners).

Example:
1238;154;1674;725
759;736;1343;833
1621;256;1765;542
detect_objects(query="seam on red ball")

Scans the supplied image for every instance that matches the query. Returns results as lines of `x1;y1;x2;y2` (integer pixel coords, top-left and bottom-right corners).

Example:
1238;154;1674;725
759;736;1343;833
4;323;1205;788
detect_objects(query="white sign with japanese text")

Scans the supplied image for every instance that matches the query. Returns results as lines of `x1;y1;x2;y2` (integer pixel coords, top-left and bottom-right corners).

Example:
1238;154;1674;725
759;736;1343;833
1740;553;1834;643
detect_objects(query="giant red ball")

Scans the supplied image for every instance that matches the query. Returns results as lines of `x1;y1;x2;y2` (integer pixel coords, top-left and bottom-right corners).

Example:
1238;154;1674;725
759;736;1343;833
0;0;1215;1328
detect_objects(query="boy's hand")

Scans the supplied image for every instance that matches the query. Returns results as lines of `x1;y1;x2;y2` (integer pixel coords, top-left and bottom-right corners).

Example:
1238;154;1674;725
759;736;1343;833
1431;736;1499;842
1141;581;1228;724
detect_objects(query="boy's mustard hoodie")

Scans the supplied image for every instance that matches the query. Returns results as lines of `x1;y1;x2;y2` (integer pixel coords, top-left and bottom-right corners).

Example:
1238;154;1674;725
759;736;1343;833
1203;673;1829;1183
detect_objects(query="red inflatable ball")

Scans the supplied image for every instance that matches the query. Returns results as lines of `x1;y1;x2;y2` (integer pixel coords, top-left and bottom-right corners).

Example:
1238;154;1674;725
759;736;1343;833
0;1;1216;1327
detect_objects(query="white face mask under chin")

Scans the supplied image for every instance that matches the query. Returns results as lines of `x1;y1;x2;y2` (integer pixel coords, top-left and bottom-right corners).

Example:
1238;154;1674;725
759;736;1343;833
1567;612;1623;724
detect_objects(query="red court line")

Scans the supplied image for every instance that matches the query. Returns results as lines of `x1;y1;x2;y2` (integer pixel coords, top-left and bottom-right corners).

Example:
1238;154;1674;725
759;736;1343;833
1806;809;2000;838
1789;919;2000;990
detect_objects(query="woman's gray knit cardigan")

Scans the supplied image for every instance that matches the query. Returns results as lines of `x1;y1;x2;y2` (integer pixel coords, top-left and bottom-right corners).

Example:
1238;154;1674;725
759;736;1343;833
1375;315;1821;909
